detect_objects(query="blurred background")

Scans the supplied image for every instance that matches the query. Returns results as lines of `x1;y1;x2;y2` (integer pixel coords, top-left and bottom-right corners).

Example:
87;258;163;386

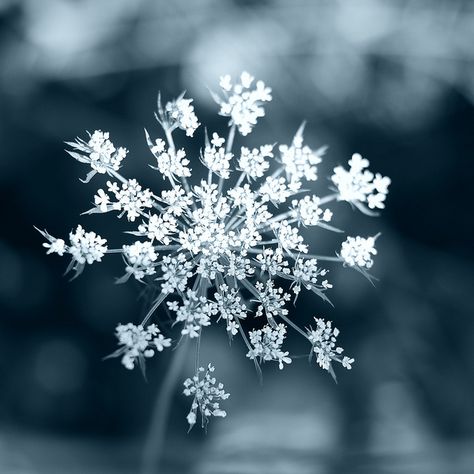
0;0;473;472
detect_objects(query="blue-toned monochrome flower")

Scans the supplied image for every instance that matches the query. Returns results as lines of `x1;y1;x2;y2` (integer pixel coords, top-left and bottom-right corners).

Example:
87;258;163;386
38;71;390;430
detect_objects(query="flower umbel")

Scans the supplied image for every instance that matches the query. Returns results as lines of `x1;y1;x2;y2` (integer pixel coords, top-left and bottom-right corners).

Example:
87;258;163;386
38;71;390;430
183;364;229;430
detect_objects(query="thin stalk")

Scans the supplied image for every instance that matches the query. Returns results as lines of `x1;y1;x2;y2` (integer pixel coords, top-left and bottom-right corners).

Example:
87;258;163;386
300;254;342;262
141;339;189;474
218;124;236;193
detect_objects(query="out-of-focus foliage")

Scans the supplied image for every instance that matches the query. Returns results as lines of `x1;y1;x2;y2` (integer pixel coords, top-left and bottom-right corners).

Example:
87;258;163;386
2;0;474;129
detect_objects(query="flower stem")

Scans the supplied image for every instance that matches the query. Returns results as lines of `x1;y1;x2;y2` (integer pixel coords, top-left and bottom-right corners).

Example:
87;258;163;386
141;339;189;474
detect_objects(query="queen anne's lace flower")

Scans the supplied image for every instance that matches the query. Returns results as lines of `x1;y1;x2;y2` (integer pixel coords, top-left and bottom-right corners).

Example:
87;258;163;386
90;180;154;222
201;133;233;179
39;72;390;430
307;318;351;373
168;290;216;338
256;247;290;276
291;195;333;227
165;95;200;137
272;221;308;253
122;241;158;281
40;232;66;256
113;323;171;370
215;285;247;336
160;254;193;294
183;364;229;430
69;225;107;266
216;72;272;136
238;145;273;179
260;176;295;204
332;153;391;211
340;235;378;269
279;127;325;184
291;258;332;297
155;146;191;181
255;280;291;326
247;323;292;370
136;213;177;245
66;130;128;180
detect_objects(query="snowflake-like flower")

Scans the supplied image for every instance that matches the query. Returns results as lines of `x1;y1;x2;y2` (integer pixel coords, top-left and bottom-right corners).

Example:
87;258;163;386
215;71;272;136
340;235;378;269
307;318;352;374
183;364;229;430
38;72;390;430
247;323;292;370
165;94;200;137
331;153;391;211
112;323;171;370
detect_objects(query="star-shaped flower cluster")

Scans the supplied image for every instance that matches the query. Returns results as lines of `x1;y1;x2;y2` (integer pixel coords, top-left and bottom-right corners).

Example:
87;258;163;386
183;364;229;430
38;72;390;430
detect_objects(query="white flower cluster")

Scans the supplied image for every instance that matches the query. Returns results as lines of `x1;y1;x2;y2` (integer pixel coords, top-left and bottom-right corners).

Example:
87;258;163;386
247;323;292;370
66;130;128;182
183;364;229;430
167;290;217;339
112;323;171;370
291;195;333;227
291;258;332;298
122;241;158;281
216;72;272;136
340;235;378;269
215;285;247;336
202;133;232;179
92;180;154;222
238;145;273;179
165;95;200;137
307;318;354;372
332;153;391;211
150;138;191;181
279;126;325;183
39;72;390;430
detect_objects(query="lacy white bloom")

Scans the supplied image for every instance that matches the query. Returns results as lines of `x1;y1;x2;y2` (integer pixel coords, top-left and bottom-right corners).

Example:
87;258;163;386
216;71;272;136
280;128;325;184
332;153;390;210
340;235;378;269
66;130;128;179
91;180;154;222
136;213;177;245
202;133;233;179
256;247;290;276
38;229;66;256
272;221;308;253
165;95;200;137
291;195;333;226
122;241;158;281
215;285;247;336
113;323;171;370
168;290;216;338
69;225;107;265
255;280;290;325
291;258;332;297
159;186;192;216
183;364;229;430
39;72;390;431
160;254;193;294
238;145;273;179
247;323;292;370
307;318;352;372
260;176;296;204
227;252;254;280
